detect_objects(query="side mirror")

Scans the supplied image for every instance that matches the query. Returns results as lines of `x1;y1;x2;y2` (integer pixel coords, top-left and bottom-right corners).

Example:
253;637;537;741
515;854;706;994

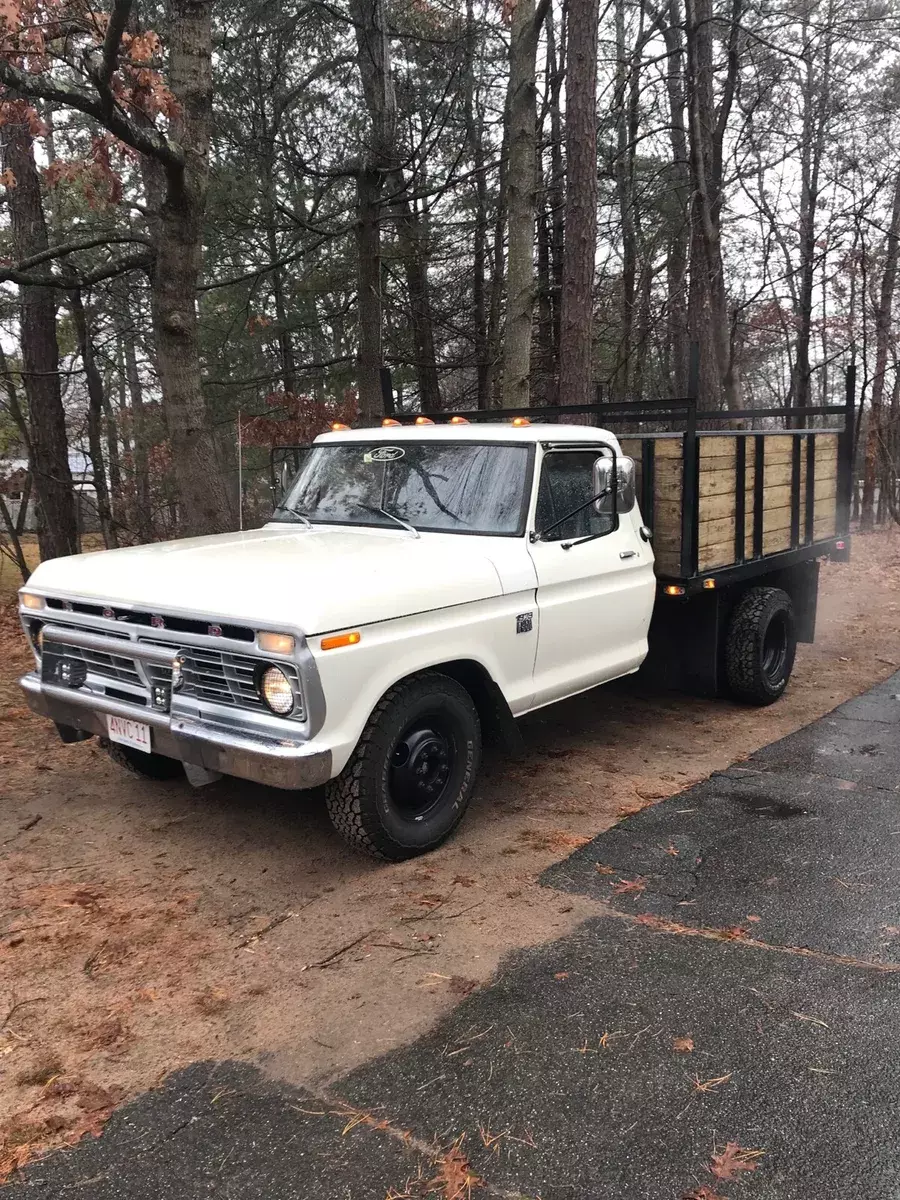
279;459;292;499
592;455;636;515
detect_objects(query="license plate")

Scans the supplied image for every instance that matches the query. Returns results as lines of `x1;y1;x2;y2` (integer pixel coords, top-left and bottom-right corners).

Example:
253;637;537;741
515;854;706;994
107;715;152;753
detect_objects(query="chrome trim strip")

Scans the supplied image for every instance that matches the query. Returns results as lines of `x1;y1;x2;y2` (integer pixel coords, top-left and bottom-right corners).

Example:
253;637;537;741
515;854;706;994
42;625;180;668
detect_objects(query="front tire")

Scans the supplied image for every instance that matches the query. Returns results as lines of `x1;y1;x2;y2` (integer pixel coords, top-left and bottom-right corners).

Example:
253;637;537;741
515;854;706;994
102;739;185;781
326;673;481;860
725;586;796;705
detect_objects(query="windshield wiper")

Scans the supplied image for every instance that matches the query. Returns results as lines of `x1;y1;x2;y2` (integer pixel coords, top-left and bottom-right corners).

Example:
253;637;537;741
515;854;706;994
358;503;421;539
275;503;313;528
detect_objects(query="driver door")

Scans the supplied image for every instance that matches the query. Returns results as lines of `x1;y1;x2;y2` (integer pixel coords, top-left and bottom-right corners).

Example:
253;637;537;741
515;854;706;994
527;447;655;708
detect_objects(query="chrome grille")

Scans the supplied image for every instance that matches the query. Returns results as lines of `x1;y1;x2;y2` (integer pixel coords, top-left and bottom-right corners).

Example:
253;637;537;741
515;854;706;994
143;641;304;719
41;624;142;688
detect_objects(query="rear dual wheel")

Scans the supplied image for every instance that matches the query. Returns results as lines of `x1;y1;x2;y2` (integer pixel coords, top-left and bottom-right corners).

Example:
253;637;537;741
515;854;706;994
326;673;481;860
725;586;796;706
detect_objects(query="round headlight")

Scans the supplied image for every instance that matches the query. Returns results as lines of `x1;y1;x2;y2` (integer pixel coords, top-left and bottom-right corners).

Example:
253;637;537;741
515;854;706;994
259;665;294;715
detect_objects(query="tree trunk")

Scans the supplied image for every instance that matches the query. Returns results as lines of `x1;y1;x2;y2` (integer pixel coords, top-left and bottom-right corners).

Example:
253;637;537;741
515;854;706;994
3;116;78;561
683;0;741;408
501;0;542;408
611;0;636;399
123;325;153;541
354;169;384;423
861;168;900;529
547;0;566;379
387;182;441;409
70;288;118;548
558;0;600;407
464;0;490;408
790;5;833;415
657;0;690;394
487;124;509;408
149;0;232;536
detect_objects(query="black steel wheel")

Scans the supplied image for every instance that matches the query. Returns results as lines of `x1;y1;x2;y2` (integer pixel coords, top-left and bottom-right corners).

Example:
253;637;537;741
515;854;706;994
725;586;796;706
326;672;481;860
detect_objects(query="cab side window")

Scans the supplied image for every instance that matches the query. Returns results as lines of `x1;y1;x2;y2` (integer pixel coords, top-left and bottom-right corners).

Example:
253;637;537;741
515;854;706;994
535;451;615;543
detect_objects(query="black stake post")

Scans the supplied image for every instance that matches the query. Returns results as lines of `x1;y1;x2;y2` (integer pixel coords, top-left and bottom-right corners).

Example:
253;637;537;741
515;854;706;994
680;342;700;577
380;367;396;416
837;363;856;539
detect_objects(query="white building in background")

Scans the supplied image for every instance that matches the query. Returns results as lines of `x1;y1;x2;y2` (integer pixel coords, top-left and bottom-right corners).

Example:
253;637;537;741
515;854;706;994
0;451;99;534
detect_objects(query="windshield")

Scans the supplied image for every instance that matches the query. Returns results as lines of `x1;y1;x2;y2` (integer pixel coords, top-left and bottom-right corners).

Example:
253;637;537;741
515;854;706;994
274;441;532;536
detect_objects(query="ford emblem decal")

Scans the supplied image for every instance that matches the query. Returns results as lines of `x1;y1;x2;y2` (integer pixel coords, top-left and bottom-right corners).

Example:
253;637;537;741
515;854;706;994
208;624;223;637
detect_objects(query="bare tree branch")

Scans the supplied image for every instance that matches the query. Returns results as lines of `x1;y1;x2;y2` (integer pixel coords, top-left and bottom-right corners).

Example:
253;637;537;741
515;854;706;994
0;57;184;173
99;0;133;86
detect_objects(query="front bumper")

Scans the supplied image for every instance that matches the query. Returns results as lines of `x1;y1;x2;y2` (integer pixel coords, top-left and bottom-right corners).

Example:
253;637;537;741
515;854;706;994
20;673;333;791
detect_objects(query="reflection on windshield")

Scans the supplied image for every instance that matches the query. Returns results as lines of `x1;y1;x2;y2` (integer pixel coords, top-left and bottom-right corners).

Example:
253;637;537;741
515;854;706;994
275;442;531;536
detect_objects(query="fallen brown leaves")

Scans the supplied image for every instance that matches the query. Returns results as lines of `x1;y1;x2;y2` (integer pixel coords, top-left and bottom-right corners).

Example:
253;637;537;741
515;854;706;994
692;1072;732;1094
518;829;591;852
428;1137;482;1199
708;1141;765;1181
672;1036;694;1053
682;1188;727;1200
0;1102;112;1185
611;877;646;896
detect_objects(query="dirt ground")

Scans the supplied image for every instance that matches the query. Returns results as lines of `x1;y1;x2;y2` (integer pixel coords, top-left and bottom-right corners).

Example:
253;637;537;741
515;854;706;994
2;528;900;1180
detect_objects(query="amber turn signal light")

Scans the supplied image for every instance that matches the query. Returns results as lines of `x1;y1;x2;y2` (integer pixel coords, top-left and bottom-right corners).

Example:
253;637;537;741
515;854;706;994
382;418;401;427
415;416;434;426
321;631;361;651
511;417;530;427
331;421;350;431
449;416;470;425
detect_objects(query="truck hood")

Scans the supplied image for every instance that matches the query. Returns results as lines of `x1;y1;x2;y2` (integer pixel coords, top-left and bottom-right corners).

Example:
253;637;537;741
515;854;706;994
26;525;505;636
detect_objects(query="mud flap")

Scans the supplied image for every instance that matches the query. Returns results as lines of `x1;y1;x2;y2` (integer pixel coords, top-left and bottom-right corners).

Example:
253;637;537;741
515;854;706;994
183;761;223;788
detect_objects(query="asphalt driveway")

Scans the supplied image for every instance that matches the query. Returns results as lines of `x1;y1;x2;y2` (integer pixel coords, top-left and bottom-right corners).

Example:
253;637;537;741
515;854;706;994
5;673;900;1199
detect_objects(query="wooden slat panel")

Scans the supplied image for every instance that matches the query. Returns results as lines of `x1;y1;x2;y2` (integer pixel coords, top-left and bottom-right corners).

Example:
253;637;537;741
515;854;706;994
651;436;682;574
698;540;736;571
698;435;739;460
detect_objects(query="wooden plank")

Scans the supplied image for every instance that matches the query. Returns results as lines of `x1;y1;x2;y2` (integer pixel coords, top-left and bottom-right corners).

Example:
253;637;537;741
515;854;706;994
698;540;736;571
744;455;755;559
698;435;738;461
698;491;737;523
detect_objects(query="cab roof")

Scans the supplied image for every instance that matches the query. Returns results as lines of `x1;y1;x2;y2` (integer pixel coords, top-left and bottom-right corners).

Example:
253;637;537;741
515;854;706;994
314;421;620;446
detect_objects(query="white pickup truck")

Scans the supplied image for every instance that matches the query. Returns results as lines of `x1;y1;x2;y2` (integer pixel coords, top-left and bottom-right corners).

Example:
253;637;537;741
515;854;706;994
18;413;848;859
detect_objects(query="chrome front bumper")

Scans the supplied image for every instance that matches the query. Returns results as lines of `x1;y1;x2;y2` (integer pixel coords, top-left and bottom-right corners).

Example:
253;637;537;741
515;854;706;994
20;673;332;792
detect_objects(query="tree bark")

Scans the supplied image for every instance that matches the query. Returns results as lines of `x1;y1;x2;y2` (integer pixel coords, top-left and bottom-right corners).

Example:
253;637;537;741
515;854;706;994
148;0;232;535
122;325;153;542
464;0;490;408
558;0;600;407
790;2;833;415
501;0;543;408
861;169;900;529
70;288;118;548
2;115;78;561
354;168;384;423
683;0;741;408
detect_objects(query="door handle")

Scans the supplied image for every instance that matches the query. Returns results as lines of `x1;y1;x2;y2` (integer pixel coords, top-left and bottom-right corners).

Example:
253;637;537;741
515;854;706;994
619;549;637;559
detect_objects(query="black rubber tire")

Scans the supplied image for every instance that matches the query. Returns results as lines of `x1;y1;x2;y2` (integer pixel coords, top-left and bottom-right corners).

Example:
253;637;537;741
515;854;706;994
725;586;796;706
102;738;185;781
326;672;481;860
